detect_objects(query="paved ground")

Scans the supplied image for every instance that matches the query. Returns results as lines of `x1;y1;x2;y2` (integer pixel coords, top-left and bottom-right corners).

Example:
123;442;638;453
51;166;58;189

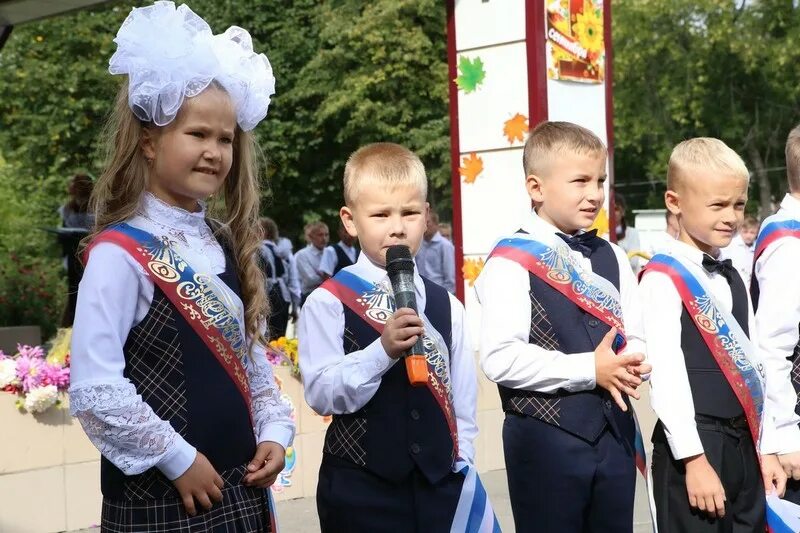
73;468;654;532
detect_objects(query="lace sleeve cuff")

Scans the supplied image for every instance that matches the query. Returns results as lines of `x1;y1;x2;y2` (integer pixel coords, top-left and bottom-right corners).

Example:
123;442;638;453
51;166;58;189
246;348;296;450
69;380;195;477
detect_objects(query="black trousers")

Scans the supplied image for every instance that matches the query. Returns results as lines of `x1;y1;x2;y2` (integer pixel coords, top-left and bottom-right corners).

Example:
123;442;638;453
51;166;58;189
503;413;636;533
652;416;765;533
316;454;463;533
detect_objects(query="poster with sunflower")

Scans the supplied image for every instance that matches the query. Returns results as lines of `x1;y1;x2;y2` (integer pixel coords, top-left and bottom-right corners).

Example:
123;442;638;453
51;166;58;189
546;0;604;84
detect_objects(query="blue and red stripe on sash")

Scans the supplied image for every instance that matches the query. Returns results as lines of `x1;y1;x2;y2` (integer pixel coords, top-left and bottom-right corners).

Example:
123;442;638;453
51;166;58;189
320;270;459;459
85;223;253;420
487;236;648;481
643;254;764;449
754;219;800;262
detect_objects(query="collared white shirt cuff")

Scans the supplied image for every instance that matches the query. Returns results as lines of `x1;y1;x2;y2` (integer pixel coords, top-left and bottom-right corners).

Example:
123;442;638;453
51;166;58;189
156;437;197;480
458;441;475;465
760;419;783;455
777;424;800;455
257;425;294;451
665;425;704;460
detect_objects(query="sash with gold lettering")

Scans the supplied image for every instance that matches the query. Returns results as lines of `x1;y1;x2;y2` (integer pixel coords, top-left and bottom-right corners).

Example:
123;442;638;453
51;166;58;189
85;223;252;419
486;233;650;481
642;253;764;449
321;269;458;459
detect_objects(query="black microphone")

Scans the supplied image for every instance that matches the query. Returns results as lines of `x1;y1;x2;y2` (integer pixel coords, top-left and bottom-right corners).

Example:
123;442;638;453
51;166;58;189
385;245;428;386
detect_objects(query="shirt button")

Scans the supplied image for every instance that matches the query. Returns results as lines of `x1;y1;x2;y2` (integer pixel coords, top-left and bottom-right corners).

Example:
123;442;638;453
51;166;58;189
588;318;599;327
410;443;421;454
604;400;613;409
410;409;420;421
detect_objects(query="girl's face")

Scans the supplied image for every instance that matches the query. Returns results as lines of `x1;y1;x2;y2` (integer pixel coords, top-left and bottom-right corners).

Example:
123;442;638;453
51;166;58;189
142;87;236;212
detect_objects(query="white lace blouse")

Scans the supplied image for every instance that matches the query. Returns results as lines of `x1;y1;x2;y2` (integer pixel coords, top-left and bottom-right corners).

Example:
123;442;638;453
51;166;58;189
69;192;295;480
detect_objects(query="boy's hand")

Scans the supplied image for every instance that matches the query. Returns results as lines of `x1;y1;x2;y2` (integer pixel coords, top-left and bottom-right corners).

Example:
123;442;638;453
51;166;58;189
381;308;424;359
594;327;646;411
173;452;224;516
779;451;800;480
684;454;726;518
244;441;286;488
762;453;788;496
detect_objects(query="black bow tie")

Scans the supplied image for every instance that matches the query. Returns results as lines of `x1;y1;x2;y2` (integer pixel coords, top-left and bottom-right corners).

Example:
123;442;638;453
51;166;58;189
557;229;598;258
702;255;734;281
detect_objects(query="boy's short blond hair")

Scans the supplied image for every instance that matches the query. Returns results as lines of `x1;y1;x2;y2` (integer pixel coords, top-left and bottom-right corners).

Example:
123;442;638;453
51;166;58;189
667;138;749;191
343;143;427;206
785;125;800;192
304;221;328;240
742;215;759;229
522;121;607;177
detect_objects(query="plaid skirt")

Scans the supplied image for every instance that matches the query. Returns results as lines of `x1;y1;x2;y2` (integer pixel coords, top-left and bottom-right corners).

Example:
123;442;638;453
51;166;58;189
100;464;274;533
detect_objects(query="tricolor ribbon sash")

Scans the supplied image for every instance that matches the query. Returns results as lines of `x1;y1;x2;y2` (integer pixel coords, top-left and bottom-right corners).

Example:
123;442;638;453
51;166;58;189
320;270;458;459
643;254;764;450
320;270;501;532
754;219;800;262
486;234;648;479
86;223;253;418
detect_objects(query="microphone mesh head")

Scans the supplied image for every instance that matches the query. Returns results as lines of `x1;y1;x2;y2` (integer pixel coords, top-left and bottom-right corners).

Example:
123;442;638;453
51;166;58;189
385;245;414;276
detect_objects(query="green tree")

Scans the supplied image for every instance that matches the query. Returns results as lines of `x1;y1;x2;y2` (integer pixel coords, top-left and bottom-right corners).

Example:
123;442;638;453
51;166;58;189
614;0;800;216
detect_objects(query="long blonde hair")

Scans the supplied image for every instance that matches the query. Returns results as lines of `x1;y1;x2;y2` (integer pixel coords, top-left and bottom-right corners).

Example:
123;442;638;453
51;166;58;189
89;81;269;349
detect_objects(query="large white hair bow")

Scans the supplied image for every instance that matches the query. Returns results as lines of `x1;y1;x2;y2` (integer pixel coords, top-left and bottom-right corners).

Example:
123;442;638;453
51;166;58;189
109;1;275;131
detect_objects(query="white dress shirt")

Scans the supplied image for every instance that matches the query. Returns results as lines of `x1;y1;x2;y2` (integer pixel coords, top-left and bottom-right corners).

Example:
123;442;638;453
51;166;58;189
319;241;358;276
294;244;336;295
755;193;800;454
298;252;478;462
416;232;456;293
640;238;777;459
475;209;646;394
719;234;755;285
69;193;295;480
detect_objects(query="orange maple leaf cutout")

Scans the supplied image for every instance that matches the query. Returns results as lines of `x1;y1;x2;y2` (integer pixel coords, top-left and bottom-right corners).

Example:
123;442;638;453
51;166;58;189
462;257;486;287
459;153;484;184
503;113;529;144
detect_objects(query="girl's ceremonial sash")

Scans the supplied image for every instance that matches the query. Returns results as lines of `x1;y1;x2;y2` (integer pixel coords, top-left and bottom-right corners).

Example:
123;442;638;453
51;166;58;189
768;494;800;533
86;223;253;418
754;219;800;262
486;234;649;480
643;254;764;449
321;270;501;532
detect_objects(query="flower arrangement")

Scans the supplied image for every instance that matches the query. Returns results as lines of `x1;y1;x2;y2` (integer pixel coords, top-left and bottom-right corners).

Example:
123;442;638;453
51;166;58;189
266;336;299;376
0;328;71;413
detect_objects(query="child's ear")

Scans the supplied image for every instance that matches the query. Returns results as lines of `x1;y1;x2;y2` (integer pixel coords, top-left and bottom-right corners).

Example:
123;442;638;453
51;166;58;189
340;206;358;238
140;127;157;161
525;174;545;204
664;190;681;216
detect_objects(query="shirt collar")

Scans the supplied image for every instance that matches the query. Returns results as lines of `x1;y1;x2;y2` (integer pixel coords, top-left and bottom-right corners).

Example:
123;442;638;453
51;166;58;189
779;193;800;217
520;208;587;238
666;237;711;268
138;192;207;234
351;249;424;289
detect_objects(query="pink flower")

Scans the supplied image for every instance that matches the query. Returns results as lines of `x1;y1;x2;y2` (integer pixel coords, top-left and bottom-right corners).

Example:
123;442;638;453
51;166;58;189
17;344;45;359
15;354;44;392
41;363;70;389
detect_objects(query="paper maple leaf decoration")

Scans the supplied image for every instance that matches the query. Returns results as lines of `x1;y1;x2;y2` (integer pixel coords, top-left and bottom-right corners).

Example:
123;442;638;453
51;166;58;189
455;55;486;93
459;153;484;184
503;113;529;144
462;257;485;287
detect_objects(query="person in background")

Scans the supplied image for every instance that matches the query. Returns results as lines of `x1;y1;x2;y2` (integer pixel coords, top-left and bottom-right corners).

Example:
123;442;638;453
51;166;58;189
319;221;359;276
614;192;644;273
259;217;293;339
416;210;456;293
439;221;452;241
59;173;95;327
294;221;335;305
719;215;759;284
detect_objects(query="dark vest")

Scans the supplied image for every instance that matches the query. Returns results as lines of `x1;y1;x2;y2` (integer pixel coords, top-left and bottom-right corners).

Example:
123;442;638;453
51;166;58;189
499;236;634;444
682;268;748;418
323;277;454;483
101;244;255;500
332;243;357;275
